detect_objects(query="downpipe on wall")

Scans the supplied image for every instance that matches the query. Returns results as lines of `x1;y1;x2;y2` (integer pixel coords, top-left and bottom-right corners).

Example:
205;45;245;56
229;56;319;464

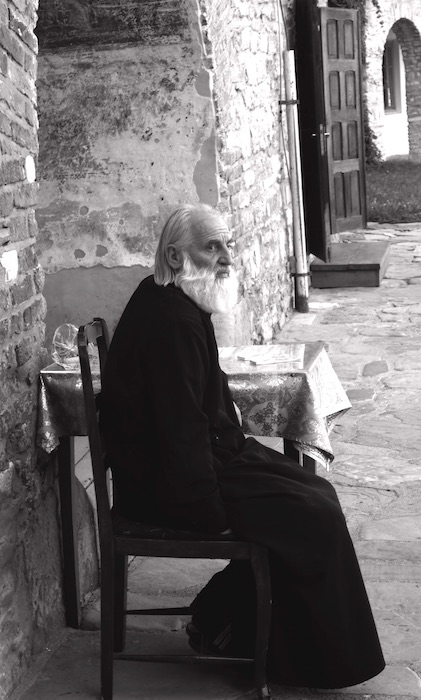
283;49;310;313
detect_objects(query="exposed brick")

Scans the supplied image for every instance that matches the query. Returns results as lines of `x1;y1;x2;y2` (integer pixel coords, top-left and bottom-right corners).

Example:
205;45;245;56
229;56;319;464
8;10;26;43
24;100;36;127
0;25;24;66
10;312;22;335
23;50;36;80
9;213;28;242
0;1;7;25
33;265;45;293
22;28;38;54
15;337;32;366
11;121;36;150
0;228;10;247
0;343;15;371
27;210;38;238
23;298;44;330
10;274;35;305
0;317;9;343
0;112;12;137
14;182;38;208
17;245;37;272
0;159;24;186
0;48;7;75
7;420;32;453
0;288;10;311
0;190;14;217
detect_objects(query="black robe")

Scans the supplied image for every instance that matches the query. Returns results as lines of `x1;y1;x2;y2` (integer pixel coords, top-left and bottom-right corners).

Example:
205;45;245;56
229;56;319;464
100;275;385;689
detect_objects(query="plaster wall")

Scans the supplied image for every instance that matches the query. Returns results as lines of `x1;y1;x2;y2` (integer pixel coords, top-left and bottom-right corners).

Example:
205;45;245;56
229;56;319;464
364;0;421;160
36;0;221;348
36;0;294;350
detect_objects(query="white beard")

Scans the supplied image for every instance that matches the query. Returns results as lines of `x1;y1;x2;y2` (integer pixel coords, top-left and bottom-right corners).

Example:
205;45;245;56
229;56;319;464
175;254;239;314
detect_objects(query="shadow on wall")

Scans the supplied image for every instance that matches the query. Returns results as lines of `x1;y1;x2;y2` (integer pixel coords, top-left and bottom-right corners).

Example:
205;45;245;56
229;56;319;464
44;264;150;354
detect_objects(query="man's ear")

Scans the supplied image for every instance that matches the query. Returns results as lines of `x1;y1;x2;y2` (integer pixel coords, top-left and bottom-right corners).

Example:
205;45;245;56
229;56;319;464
166;244;183;271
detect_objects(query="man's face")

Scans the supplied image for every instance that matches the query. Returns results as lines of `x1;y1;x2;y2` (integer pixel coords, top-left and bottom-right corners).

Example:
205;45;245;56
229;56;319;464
173;212;238;314
185;212;235;278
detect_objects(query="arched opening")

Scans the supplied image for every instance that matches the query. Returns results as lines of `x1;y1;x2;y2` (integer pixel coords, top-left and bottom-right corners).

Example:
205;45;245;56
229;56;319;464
386;18;421;162
382;28;409;158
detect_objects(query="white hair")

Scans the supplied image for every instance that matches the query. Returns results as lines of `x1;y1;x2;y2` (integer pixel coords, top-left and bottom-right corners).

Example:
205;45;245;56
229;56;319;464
154;203;217;286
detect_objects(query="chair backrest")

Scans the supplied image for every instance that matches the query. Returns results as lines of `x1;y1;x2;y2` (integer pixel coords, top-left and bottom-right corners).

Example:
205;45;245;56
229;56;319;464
77;318;113;546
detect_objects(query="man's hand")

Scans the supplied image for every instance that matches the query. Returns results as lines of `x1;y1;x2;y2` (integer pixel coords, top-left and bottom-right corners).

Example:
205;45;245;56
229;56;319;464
220;528;233;534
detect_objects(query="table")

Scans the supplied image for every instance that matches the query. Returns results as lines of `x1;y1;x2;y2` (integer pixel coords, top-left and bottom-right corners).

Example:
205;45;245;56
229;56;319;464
37;342;351;628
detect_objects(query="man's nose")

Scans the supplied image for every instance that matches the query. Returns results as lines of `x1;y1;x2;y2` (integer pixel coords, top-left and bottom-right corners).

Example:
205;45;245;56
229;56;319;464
218;245;233;265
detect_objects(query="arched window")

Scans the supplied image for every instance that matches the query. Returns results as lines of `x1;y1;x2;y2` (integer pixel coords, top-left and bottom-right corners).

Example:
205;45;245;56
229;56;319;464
383;32;402;112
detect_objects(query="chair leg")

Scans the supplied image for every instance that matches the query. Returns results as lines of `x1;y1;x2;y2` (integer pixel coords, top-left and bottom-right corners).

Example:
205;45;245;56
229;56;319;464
101;551;114;700
250;545;272;699
113;552;128;653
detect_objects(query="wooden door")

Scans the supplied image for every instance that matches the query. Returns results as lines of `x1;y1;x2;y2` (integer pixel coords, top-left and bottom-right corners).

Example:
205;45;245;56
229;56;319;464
295;0;332;261
320;7;367;233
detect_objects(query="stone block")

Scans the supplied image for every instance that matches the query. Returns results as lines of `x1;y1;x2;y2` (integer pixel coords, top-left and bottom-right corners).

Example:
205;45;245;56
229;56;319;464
0;287;10;311
11;121;37;151
27;210;38;238
10;273;35;305
362;360;389;376
15;337;32;366
9;213;28;241
0;317;9;343
14;182;38;209
23;298;45;330
11;312;22;335
33;265;45;293
0;159;24;186
0;111;12;137
24;50;36;80
0;25;24;66
17;245;37;273
0;47;7;75
0;190;14;217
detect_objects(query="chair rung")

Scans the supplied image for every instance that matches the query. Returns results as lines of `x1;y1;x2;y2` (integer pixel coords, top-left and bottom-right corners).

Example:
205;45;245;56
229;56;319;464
126;606;191;615
114;653;253;664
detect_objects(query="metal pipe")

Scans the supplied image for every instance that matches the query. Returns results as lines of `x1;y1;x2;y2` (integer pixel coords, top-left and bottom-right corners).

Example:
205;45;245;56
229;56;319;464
283;49;309;313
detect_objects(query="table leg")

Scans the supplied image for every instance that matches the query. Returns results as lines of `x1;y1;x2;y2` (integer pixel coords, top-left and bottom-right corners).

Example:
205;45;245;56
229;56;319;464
57;436;81;628
284;439;316;474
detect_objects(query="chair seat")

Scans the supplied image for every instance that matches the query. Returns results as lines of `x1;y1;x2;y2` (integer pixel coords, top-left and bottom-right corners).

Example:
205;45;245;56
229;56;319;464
112;513;239;541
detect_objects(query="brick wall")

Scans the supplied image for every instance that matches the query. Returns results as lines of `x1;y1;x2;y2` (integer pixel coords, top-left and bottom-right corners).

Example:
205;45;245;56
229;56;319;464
202;0;294;344
0;1;64;697
364;0;421;160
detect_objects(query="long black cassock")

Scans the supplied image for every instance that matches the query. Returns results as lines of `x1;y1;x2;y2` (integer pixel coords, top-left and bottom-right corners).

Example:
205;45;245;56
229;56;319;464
100;275;385;690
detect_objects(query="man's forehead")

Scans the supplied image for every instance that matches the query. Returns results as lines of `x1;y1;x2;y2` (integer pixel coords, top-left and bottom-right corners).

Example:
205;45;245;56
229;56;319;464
191;211;231;241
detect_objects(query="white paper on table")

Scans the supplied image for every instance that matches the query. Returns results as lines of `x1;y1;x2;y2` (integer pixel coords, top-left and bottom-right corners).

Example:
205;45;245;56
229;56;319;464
236;344;305;367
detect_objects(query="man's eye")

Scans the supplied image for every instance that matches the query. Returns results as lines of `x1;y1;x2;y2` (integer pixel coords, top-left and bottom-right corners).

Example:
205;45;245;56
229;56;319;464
207;244;217;251
227;242;235;251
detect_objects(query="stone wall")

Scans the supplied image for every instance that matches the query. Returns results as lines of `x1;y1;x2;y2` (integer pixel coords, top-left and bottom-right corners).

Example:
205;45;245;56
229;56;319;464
0;1;64;697
35;0;294;349
364;0;421;160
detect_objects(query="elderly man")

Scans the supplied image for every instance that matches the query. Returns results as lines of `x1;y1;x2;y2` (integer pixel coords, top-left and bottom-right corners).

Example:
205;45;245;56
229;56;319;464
100;203;385;690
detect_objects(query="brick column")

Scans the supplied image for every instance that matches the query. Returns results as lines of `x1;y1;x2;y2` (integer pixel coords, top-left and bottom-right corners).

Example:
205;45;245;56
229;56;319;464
0;2;63;697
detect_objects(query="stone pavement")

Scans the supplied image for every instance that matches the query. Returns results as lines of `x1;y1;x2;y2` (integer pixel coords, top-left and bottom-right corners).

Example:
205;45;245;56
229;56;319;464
13;223;421;700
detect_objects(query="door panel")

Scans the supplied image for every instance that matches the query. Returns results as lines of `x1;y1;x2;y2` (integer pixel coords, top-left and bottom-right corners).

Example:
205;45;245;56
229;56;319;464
295;0;332;261
320;7;367;233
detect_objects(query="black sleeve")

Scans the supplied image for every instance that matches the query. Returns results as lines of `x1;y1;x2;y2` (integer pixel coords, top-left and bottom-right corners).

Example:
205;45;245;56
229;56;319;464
143;313;228;533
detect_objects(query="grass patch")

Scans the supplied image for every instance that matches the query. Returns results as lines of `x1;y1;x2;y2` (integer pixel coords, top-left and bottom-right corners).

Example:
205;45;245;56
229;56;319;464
366;160;421;224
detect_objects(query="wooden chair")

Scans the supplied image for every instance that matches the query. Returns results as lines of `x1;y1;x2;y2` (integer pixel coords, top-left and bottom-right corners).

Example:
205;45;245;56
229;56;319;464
77;318;272;700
